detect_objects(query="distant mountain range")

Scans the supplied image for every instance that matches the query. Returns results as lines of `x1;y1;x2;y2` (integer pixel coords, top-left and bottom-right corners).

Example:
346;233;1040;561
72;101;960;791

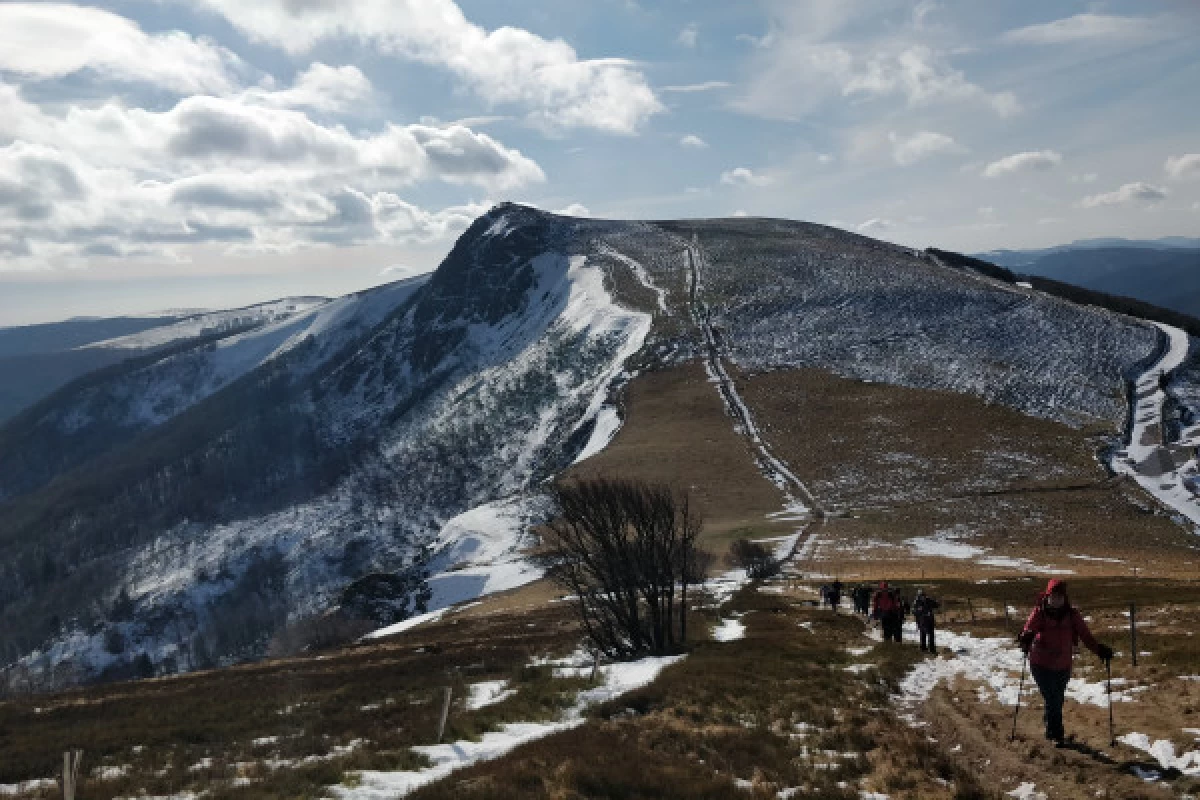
977;239;1200;318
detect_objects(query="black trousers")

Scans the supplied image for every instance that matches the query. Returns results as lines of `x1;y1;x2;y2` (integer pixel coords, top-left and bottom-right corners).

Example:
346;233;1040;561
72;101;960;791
918;623;936;652
1031;665;1070;740
881;613;903;642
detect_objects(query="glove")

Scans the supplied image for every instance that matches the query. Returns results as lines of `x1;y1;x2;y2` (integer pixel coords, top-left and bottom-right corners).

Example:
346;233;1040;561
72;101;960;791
1096;643;1114;663
1017;631;1035;654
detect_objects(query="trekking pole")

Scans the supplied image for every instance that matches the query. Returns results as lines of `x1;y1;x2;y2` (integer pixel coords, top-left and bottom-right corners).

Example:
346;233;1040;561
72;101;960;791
1009;652;1028;742
1106;657;1116;747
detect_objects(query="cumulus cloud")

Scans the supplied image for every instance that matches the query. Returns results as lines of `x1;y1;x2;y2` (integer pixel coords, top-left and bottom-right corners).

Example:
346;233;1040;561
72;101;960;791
0;77;540;268
0;3;244;94
680;134;708;149
677;24;698;48
1002;14;1166;45
720;167;773;187
242;63;374;113
737;15;1020;121
888;131;963;166
555;203;591;217
1081;182;1168;208
982;150;1062;178
190;0;662;134
1165;154;1200;181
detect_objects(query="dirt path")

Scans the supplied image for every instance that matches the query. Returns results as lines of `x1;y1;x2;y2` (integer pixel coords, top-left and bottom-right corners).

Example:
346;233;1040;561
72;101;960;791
681;235;822;515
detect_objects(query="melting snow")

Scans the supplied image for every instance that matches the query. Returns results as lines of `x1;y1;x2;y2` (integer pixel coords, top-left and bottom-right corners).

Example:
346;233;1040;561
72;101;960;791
713;616;747;642
332;654;685;798
1118;732;1200;776
1006;783;1046;800
465;680;516;711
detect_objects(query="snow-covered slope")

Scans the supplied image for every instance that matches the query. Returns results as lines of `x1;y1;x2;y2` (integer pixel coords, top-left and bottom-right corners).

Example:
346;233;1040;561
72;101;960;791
0;205;1177;690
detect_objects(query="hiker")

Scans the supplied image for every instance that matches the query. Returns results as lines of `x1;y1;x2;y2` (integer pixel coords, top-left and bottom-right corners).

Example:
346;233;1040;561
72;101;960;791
829;579;843;611
858;585;872;617
819;583;830;608
913;589;940;653
1017;579;1114;745
872;581;903;643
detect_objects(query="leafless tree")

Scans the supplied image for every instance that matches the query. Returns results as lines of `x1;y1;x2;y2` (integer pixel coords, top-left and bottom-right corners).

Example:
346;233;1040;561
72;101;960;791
536;478;703;659
729;538;779;579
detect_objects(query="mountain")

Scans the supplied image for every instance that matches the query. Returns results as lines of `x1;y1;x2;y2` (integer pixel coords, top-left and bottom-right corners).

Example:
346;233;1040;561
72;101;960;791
976;241;1200;319
0;203;1189;690
0;299;328;424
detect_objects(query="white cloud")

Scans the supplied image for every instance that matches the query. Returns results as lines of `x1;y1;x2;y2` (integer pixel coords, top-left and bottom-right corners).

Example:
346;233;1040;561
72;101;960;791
888;130;963;166
738;27;1020;120
1081;182;1168;208
680;134;708;149
982;150;1062;178
0;79;542;267
1003;14;1166;45
0;2;244;95
554;203;591;217
191;0;662;134
1165;154;1200;182
720;167;773;187
677;24;698;48
242;63;373;113
731;209;749;217
857;217;893;233
660;81;732;94
817;153;834;164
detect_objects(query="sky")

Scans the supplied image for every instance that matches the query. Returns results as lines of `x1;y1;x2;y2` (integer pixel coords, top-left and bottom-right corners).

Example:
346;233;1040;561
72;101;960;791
0;0;1198;325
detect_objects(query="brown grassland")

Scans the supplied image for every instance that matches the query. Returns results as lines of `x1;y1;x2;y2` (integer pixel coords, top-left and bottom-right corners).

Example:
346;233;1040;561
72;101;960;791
2;361;1198;798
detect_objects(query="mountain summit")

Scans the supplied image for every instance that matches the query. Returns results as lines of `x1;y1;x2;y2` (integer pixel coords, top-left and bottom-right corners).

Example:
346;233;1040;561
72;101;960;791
1;204;1192;689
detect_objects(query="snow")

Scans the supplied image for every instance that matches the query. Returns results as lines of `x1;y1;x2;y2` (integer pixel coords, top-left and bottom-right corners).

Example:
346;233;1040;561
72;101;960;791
1118;732;1200;776
713;616;747;642
1006;783;1046;800
904;529;1073;574
363;608;451;640
892;622;1141;710
425;494;548;610
93;765;130;780
1067;554;1125;563
596;242;669;314
1110;323;1200;529
0;780;56;796
465;680;516;711
572;405;623;464
332;654;685;799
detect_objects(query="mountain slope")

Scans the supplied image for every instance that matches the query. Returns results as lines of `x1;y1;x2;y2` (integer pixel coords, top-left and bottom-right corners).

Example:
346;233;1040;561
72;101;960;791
1;204;1188;690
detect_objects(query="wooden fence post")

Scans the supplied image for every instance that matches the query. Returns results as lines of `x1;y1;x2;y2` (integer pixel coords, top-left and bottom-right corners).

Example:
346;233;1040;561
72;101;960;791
436;687;452;743
589;651;600;683
967;598;976;623
1129;602;1138;667
1004;604;1011;633
58;750;83;800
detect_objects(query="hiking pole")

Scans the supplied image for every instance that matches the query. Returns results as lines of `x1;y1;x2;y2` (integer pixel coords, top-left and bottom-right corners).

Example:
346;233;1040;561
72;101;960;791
1106;657;1116;747
1009;651;1028;742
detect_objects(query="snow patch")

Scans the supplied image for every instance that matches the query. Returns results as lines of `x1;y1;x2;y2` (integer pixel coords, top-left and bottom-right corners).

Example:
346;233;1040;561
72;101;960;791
713;616;747;642
332;654;685;799
465;680;516;711
1118;732;1200;776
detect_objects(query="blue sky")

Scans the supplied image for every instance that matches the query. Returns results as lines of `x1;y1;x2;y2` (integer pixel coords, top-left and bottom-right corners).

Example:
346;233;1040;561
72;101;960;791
1;0;1198;324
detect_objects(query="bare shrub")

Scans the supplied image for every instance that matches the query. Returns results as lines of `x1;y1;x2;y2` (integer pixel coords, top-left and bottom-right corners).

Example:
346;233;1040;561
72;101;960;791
266;612;373;658
729;538;779;580
536;478;703;660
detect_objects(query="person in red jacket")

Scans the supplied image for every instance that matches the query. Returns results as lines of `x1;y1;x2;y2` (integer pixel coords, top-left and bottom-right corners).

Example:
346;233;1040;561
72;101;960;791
1017;579;1114;744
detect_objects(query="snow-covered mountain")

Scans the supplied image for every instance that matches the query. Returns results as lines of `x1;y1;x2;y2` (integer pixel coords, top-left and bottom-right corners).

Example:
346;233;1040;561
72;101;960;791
1;204;1189;690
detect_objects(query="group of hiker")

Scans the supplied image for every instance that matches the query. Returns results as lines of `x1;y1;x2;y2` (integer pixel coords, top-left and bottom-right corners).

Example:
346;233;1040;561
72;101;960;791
820;579;940;653
821;577;1114;746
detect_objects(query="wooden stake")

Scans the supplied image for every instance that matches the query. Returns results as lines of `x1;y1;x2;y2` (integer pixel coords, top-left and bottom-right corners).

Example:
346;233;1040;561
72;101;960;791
436;687;452;743
1129;602;1138;668
590;651;600;683
967;598;976;623
59;750;83;800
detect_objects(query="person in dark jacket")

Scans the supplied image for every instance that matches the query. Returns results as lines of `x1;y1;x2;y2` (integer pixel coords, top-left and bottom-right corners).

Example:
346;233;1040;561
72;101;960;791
1018;579;1114;744
872;581;903;643
829;579;843;611
913;589;940;653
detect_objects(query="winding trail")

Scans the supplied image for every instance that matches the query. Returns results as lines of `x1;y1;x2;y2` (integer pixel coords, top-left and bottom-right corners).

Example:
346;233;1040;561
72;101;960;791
682;236;822;515
1111;322;1200;528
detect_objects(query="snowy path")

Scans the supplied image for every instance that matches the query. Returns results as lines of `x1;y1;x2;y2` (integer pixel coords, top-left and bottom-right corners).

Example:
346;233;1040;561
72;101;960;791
683;237;821;514
1111;323;1200;529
